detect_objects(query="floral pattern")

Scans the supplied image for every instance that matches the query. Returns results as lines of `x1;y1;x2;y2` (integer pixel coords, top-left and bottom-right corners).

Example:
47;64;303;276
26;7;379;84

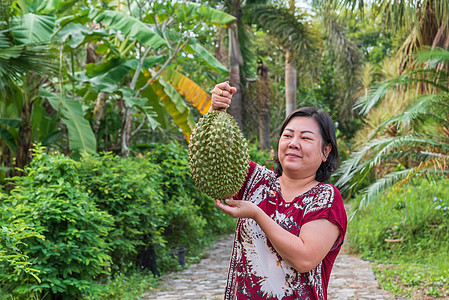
224;162;347;300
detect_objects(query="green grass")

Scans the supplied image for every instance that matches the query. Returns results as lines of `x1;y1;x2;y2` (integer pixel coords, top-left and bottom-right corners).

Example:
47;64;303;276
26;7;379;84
347;177;449;298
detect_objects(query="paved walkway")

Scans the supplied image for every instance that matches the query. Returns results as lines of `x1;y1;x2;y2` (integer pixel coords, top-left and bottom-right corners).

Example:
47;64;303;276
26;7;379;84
142;233;402;300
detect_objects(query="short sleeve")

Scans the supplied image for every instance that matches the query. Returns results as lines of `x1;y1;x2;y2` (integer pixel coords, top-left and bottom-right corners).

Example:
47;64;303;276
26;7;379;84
301;184;347;249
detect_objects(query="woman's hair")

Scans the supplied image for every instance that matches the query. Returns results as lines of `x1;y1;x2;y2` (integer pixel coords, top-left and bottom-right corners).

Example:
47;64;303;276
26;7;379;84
273;107;339;182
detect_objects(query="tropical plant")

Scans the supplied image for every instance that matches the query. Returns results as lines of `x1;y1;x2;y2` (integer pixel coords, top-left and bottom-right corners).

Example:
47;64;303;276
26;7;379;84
336;47;449;212
0;0;57;177
330;0;449;68
248;1;320;118
1;146;113;299
0;0;237;183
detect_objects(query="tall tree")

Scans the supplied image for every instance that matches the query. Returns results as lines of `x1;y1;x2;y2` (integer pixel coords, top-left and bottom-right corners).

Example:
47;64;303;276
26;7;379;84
285;0;297;117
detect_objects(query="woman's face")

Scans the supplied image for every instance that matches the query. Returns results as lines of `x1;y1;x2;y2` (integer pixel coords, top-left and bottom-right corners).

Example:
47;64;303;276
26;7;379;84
278;116;331;178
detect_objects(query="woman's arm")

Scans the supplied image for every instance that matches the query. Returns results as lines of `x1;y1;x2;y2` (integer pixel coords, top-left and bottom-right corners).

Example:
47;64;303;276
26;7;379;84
215;198;340;273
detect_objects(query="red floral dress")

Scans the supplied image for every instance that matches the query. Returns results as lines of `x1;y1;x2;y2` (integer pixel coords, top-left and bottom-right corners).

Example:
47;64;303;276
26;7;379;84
224;162;347;300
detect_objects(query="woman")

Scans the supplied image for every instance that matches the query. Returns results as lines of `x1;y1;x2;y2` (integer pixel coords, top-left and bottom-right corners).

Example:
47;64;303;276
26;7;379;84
210;82;347;300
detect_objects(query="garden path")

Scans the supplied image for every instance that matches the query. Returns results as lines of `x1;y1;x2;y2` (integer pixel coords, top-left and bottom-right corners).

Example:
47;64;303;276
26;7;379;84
141;233;405;300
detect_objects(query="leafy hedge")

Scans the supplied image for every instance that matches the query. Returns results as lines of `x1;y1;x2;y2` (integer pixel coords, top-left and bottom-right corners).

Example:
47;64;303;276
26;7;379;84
0;146;113;299
0;142;236;299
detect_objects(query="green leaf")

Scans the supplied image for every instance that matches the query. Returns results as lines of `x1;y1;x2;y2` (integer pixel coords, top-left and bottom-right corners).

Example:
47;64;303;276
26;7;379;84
41;89;96;154
185;38;228;75
0;127;17;152
183;2;236;27
150;78;194;140
89;9;166;50
37;0;78;14
0;118;22;128
160;68;211;115
138;78;170;129
11;13;55;44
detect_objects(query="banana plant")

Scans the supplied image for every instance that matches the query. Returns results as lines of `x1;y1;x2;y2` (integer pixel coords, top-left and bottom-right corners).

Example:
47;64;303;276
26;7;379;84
53;0;235;155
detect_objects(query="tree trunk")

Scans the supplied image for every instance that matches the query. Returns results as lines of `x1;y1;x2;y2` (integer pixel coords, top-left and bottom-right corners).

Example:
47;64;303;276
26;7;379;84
285;0;297;118
256;59;270;151
258;111;270;151
93;92;108;133
121;105;132;157
285;49;297;117
15;99;33;176
228;24;244;130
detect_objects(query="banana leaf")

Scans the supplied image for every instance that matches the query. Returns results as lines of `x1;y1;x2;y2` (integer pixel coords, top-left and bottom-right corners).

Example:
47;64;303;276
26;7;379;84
0;127;17;152
185;38;229;75
160;68;211;115
37;0;78;14
89;9;166;50
183;2;236;28
0;118;22;128
150;77;195;141
41;89;96;154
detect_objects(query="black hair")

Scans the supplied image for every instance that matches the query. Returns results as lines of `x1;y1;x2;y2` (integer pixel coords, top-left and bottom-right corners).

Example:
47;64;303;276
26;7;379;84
273;107;339;182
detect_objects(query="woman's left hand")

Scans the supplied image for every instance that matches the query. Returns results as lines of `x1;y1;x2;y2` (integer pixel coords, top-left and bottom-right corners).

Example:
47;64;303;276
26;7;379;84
214;198;261;219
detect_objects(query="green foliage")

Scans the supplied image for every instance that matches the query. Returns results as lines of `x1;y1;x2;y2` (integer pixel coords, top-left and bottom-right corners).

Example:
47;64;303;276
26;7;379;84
348;177;449;297
337;47;449;209
91;271;158;300
145;142;234;253
0;218;44;299
77;152;165;273
248;143;274;170
0;146;113;299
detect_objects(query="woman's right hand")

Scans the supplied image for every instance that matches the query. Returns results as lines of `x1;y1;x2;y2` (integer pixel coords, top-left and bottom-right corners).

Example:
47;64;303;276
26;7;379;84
209;81;237;112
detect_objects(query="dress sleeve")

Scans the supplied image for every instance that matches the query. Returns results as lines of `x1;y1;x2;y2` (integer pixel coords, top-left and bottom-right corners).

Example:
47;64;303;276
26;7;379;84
301;184;347;249
234;161;256;200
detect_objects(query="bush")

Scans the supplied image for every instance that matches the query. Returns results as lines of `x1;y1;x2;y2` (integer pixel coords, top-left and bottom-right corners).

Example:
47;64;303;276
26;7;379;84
0;219;44;300
0;146;113;299
145;142;234;258
248;143;274;170
77;153;165;275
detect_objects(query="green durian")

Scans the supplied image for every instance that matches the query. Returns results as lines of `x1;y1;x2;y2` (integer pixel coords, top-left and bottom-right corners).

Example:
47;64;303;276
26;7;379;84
188;110;250;200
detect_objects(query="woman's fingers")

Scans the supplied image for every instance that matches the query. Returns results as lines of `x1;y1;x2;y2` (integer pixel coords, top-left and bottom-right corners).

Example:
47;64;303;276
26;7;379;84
209;81;238;112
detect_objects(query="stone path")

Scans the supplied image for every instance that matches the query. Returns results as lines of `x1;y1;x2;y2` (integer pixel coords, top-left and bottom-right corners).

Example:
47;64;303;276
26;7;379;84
141;233;403;300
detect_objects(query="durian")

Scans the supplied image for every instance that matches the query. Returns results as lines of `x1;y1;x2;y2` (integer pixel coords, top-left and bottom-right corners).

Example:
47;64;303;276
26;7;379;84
188;110;250;199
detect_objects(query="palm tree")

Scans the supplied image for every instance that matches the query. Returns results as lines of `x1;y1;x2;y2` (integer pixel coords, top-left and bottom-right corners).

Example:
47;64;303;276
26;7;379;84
0;1;55;176
336;48;449;213
221;0;318;128
244;2;320;150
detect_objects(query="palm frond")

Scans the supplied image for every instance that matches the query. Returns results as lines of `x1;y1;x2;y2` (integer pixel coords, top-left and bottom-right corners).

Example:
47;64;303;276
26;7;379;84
355;66;449;116
336;133;449;191
412;47;449;66
365;93;449;139
0;42;55;92
246;4;319;62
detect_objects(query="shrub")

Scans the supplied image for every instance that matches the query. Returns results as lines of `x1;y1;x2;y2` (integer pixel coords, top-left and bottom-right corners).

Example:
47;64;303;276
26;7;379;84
0;146;113;299
77;153;165;275
144;142;235;266
0;218;44;299
145;143;208;250
248;143;274;170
